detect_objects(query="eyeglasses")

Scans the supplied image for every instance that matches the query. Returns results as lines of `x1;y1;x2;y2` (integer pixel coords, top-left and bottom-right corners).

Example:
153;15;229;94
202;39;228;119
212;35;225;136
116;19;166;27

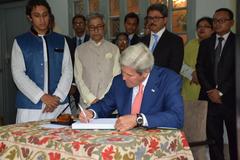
88;24;104;31
147;16;165;21
213;18;231;24
74;22;85;26
197;25;212;29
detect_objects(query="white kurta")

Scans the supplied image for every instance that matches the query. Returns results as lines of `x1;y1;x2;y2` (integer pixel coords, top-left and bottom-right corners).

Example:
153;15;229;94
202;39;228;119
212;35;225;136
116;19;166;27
11;36;73;123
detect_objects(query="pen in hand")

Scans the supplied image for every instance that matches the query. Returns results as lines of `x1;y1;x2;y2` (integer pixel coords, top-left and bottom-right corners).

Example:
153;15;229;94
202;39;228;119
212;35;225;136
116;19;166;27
78;104;89;123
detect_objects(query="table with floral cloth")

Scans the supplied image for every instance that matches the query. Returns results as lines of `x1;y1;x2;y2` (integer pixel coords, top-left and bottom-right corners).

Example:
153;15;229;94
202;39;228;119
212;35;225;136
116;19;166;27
0;120;193;160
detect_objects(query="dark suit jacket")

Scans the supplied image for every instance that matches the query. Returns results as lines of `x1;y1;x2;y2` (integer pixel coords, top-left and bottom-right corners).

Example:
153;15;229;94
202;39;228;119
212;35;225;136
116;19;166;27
196;32;236;109
141;30;184;74
89;66;184;129
71;34;90;64
130;34;140;45
72;34;90;50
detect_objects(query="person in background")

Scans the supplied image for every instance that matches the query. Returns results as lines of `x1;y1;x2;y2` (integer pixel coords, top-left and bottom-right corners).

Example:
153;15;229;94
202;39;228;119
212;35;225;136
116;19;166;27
11;0;73;123
143;16;151;36
79;43;184;132
115;32;129;53
141;4;184;74
72;14;90;49
74;13;120;109
124;12;140;45
196;8;237;160
181;17;214;100
69;14;90;112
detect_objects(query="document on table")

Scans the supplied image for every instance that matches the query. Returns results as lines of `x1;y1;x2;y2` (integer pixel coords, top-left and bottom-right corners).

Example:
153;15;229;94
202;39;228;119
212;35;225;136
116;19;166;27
72;118;117;130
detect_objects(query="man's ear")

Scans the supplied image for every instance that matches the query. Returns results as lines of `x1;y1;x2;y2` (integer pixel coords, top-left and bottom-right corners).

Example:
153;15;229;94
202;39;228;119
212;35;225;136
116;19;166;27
142;69;150;78
27;15;32;22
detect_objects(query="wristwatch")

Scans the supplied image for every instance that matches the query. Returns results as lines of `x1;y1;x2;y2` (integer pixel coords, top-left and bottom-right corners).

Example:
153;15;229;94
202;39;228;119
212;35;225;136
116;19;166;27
136;114;143;127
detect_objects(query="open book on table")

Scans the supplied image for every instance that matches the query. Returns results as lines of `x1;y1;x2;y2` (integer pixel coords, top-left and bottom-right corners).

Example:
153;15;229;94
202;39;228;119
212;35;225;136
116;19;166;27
72;118;116;130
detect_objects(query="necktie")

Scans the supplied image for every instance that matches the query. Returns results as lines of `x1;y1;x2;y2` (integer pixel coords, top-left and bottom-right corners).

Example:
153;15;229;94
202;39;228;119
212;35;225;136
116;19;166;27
131;83;144;114
214;37;224;84
77;38;82;46
151;34;159;53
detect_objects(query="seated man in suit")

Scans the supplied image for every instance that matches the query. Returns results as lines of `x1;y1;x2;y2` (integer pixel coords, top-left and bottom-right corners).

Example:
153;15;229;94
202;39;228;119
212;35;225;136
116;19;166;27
79;43;183;131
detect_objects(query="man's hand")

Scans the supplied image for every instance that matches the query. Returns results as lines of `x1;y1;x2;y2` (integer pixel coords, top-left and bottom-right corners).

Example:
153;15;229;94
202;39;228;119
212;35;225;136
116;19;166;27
43;105;56;113
190;71;199;85
207;89;222;104
79;109;94;123
115;115;137;131
41;94;60;113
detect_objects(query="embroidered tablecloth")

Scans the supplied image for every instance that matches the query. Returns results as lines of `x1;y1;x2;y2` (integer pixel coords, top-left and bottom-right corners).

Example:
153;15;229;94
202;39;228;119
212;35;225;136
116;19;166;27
0;120;193;160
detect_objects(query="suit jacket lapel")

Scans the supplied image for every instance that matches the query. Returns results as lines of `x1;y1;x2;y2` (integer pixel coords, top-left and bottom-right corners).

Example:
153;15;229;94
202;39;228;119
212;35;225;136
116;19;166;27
210;36;217;66
126;89;133;114
140;68;159;113
153;30;167;55
219;32;233;62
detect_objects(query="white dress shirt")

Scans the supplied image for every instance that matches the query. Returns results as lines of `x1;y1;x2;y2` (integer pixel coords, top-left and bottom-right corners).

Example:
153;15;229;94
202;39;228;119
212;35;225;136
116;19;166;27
11;36;73;123
149;27;166;51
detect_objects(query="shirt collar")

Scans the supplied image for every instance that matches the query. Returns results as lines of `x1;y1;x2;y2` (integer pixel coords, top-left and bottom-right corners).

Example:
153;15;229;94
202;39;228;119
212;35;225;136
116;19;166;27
30;26;50;36
216;32;230;41
151;27;166;39
133;72;150;91
128;33;134;40
77;33;86;41
90;38;105;46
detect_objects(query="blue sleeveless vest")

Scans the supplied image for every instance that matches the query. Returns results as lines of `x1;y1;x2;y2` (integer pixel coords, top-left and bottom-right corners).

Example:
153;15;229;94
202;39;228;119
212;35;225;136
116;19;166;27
15;31;68;109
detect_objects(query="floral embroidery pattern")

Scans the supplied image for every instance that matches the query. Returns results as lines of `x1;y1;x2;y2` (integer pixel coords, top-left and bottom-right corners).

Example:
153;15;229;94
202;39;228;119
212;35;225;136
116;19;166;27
0;120;193;159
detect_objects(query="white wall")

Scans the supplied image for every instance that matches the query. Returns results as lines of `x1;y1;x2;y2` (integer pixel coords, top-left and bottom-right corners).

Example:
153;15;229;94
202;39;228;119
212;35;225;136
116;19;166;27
47;0;69;35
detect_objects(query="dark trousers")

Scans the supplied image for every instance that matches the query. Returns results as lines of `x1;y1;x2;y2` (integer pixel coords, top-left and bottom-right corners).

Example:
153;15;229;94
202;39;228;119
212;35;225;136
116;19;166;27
207;102;237;160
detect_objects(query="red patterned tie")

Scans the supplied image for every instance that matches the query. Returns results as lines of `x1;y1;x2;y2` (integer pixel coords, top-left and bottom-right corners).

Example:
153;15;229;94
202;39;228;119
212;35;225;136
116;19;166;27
131;83;144;114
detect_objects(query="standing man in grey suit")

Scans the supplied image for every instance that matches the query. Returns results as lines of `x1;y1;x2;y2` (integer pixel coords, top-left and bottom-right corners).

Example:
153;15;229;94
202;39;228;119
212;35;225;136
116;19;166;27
141;4;184;74
196;8;237;160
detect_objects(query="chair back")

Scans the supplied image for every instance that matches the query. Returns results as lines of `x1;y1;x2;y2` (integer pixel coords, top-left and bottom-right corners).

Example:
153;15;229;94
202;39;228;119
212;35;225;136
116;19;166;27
183;100;208;160
183;100;208;142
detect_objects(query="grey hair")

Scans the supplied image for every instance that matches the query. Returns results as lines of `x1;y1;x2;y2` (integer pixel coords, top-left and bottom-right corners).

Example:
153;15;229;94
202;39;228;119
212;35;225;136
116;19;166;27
120;43;154;73
87;12;105;24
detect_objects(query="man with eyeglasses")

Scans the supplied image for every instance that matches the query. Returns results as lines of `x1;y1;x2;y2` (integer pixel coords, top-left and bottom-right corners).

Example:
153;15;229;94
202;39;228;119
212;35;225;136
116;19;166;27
196;8;237;160
74;13;120;109
68;14;90;113
141;3;184;74
72;14;90;48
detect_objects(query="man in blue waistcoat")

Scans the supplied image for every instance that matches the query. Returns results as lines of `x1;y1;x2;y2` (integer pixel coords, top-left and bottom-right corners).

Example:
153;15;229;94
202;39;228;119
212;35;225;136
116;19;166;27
11;0;73;123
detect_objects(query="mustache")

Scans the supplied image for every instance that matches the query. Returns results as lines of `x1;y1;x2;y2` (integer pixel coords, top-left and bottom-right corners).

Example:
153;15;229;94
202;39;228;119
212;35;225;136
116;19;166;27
149;23;157;27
